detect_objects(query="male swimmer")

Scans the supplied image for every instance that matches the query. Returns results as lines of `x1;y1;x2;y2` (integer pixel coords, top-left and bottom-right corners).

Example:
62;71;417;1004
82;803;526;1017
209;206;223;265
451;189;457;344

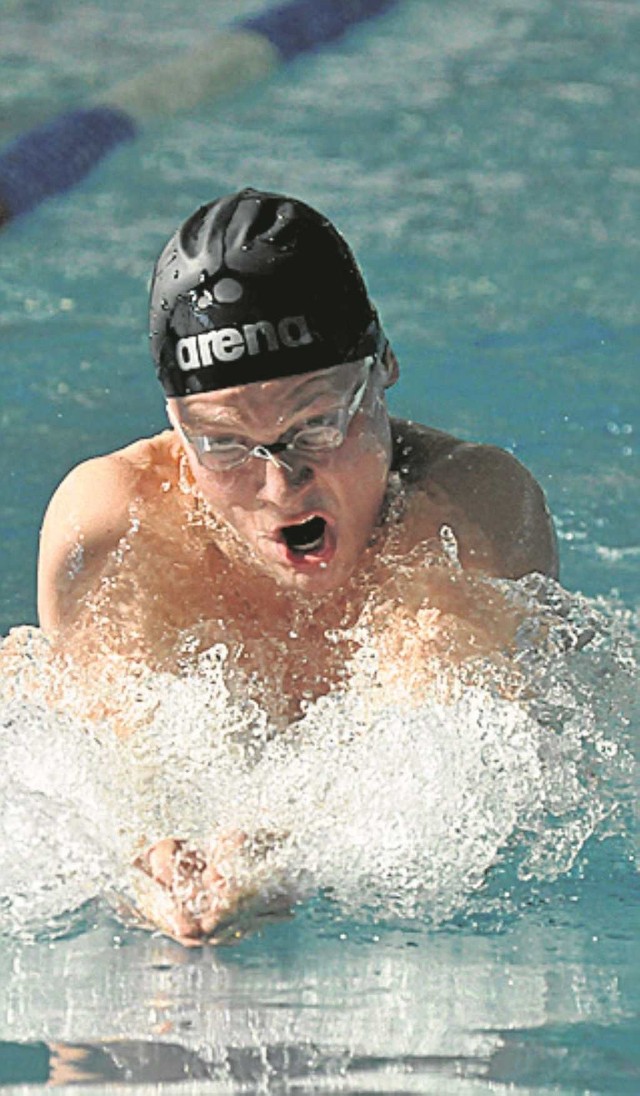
37;188;558;943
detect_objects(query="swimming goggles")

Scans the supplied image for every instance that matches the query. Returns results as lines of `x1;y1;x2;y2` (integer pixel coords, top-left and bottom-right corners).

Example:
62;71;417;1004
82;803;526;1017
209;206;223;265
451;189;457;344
177;358;374;472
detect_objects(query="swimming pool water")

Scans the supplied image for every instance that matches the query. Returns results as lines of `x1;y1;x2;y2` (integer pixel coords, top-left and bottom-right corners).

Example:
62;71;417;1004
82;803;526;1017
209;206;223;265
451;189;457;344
0;0;638;1092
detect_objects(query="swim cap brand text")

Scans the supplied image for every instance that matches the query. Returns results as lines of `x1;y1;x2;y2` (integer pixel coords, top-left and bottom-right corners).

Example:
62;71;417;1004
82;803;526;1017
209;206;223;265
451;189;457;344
176;316;313;371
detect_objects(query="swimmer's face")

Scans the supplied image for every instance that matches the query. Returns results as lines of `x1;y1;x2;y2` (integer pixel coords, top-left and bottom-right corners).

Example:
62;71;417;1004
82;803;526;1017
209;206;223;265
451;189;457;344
168;360;396;594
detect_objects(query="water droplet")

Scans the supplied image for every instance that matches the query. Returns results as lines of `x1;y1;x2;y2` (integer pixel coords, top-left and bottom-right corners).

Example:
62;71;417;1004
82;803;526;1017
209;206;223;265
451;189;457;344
196;290;214;309
439;524;460;565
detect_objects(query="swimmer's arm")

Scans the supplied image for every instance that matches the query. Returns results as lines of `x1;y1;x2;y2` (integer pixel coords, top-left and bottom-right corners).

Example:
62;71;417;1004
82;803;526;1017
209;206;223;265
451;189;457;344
426;443;559;580
130;834;293;946
38;455;138;635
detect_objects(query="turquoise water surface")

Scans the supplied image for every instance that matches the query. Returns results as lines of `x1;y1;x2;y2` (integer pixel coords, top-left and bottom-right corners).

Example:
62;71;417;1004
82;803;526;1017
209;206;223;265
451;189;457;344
0;1;638;1092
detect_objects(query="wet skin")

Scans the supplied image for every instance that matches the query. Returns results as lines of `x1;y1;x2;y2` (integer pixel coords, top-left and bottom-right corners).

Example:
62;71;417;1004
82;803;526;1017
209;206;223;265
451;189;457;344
37;351;558;677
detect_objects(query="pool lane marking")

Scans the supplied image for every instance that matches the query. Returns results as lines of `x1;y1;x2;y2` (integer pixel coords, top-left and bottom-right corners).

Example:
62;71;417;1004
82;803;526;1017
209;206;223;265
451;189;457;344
101;30;279;126
0;0;398;228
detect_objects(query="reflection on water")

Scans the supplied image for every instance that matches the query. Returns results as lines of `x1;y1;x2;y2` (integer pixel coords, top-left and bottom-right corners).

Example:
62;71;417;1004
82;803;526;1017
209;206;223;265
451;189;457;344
0;1037;491;1089
0;880;636;1091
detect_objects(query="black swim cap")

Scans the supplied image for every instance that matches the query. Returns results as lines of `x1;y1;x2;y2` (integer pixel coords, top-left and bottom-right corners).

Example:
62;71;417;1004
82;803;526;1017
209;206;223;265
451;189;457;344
149;187;384;397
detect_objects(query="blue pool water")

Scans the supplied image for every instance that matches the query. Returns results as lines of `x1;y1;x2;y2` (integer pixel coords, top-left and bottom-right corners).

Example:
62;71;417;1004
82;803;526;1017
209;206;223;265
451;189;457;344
0;0;638;1091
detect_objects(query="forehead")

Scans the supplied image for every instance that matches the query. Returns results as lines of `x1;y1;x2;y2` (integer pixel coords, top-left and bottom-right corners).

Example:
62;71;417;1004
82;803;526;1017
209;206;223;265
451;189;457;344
170;361;361;428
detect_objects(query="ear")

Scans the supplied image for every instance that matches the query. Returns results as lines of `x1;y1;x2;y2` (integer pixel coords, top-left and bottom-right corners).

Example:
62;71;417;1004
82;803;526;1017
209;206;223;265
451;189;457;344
165;400;178;429
380;345;399;388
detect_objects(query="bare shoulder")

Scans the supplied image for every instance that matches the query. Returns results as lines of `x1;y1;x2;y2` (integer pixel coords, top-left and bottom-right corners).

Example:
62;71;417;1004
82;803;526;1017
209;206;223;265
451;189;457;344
38;431;179;633
41;431;178;540
392;419;559;580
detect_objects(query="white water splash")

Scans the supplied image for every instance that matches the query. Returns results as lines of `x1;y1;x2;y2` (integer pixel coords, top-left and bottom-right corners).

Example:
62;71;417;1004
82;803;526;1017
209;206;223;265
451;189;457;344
0;577;635;939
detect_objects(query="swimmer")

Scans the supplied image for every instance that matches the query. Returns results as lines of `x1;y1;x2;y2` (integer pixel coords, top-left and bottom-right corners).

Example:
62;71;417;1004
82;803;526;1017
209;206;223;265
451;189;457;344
36;188;558;942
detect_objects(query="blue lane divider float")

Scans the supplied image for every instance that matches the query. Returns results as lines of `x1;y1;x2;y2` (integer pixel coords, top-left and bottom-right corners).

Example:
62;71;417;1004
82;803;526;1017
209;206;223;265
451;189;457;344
0;0;398;228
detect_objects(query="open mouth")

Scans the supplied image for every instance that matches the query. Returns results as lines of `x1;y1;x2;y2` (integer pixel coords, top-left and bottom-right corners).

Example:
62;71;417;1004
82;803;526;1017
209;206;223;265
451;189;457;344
281;515;327;556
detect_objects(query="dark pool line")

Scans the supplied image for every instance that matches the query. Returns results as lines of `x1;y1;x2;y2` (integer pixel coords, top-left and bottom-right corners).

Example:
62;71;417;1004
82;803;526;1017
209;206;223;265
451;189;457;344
0;0;399;229
242;0;398;62
0;107;137;223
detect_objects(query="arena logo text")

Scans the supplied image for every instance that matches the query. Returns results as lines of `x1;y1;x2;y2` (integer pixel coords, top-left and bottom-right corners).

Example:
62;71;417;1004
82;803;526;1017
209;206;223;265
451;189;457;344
176;315;313;370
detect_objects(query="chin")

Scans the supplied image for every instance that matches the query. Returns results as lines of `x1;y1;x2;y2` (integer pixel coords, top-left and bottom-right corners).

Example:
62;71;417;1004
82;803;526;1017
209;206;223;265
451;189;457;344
268;553;357;597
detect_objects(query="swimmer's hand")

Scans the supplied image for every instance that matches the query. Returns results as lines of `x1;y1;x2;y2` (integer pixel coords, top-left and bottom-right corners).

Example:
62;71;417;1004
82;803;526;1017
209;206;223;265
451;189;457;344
131;833;291;946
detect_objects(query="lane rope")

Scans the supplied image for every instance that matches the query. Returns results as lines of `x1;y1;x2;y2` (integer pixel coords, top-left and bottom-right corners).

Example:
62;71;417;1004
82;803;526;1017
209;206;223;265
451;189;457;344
0;0;397;228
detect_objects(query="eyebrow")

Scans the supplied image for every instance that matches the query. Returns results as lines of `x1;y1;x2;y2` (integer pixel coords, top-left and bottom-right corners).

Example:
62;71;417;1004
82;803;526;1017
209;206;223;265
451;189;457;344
181;406;246;430
289;380;345;414
182;379;353;433
277;365;365;415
